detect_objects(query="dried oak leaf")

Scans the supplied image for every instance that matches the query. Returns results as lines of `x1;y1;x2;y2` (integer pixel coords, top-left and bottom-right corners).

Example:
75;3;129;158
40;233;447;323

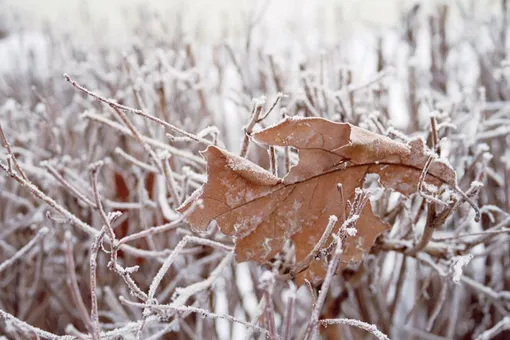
178;117;456;284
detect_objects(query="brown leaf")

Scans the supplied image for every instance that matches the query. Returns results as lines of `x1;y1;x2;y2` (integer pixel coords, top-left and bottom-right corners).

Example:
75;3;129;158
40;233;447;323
178;117;456;284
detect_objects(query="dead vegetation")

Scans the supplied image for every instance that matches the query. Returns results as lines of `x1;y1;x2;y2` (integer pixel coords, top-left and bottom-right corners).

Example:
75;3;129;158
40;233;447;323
1;1;510;339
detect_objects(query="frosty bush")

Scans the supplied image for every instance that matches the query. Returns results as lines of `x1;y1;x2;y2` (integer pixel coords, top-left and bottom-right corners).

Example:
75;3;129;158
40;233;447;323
1;1;510;339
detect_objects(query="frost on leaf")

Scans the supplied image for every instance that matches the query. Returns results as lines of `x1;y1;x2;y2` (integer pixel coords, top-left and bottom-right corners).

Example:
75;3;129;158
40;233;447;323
178;117;457;284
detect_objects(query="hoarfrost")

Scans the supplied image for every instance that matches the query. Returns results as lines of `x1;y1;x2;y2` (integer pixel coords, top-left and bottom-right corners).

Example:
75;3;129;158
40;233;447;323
450;254;474;284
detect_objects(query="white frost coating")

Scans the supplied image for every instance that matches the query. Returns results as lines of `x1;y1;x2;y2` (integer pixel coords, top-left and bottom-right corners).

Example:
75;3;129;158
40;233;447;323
450;254;474;284
251;96;266;107
226;154;275;180
220;174;268;207
258;270;275;287
261;238;273;258
476;143;490;153
433;156;454;169
225;190;246;207
232;214;264;239
429;110;440;118
471;181;484;189
342;215;360;229
345;227;358;237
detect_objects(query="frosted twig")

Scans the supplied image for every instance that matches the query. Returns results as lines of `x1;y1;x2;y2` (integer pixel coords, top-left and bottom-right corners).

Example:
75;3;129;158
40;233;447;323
64;74;213;146
426;280;448;331
259;271;277;339
0;123;28;180
389;255;407;320
156;252;225;303
319;318;390;340
0;227;48;274
418;155;448;207
0;309;75;340
433;226;510;242
337;183;347;225
475;317;510;340
82;112;205;166
166;132;195;143
89;161;117;253
282;282;296;340
148;235;233;301
117;201;195;245
258;92;284;122
418;255;510;302
408;165;477;255
171;252;233;306
460;275;510;302
114;147;158;173
301;93;321;117
240;98;265;158
119;297;279;338
430;115;440;153
89;227;106;340
43;163;96;207
109;104;163;173
406;202;440;256
64;231;94;337
347;68;391;93
321;188;367;257
161;152;180;207
454;184;481;222
0;160;97;235
462;216;510;247
223;43;250;95
288;215;338;278
268;54;284;92
304;234;343;340
268;146;277;176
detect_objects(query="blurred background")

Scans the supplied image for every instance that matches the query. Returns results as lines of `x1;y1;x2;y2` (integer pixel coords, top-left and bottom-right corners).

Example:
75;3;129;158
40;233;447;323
2;0;504;134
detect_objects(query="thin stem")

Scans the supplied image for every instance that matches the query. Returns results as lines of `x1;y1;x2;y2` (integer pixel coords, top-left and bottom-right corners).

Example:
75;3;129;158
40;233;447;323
148;235;233;300
64;231;94;337
0;123;28;180
118;199;200;246
289;215;338;277
89;228;106;340
268;146;278;176
304;234;343;340
0;309;75;340
64;74;213;146
119;297;278;339
0;227;48;274
258;92;283;122
475;317;510;340
282;282;296;340
319;318;390;340
82;111;205;166
44;163;96;207
109;105;163;173
89;161;117;249
240;98;265;158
